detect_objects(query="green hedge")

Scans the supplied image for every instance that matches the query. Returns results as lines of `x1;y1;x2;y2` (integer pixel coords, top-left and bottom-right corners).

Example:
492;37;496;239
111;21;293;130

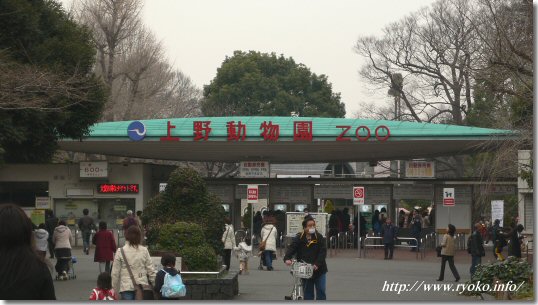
464;256;533;299
143;168;225;252
181;244;219;272
157;222;206;252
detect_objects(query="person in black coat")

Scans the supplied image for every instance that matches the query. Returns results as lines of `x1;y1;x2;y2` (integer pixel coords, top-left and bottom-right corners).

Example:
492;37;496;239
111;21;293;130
0;204;56;300
469;222;485;278
253;211;263;244
284;217;327;300
353;213;367;248
381;218;398;259
504;223;524;258
45;209;59;259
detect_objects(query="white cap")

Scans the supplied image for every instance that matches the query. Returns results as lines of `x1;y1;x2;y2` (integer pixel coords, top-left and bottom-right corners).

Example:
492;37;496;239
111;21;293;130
127;210;133;215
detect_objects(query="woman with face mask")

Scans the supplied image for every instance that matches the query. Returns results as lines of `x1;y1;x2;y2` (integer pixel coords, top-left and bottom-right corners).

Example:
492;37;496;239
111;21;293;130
284;217;328;300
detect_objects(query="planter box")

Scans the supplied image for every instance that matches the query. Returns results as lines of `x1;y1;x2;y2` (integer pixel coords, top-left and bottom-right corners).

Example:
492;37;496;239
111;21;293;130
181;271;239;300
149;250;238;300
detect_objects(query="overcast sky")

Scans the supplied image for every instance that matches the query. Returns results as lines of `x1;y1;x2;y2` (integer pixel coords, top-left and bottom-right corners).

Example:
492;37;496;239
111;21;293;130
65;0;438;118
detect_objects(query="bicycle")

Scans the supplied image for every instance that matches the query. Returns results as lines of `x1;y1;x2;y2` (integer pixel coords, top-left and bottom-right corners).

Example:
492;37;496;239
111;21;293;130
284;259;314;300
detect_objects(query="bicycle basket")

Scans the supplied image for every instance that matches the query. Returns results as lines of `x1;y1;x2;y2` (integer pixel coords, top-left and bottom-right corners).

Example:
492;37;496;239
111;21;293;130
292;262;314;279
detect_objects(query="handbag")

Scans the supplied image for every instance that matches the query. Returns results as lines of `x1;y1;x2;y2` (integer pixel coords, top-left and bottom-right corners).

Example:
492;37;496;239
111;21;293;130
259;226;274;252
435;245;442;257
120;247;155;300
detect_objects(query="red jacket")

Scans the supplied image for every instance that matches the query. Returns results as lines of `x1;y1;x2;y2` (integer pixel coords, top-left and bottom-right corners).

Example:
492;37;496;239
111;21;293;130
89;288;116;300
92;229;117;262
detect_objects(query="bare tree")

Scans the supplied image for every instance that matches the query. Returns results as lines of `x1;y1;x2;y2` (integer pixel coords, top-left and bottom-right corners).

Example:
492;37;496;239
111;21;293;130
75;0;203;122
78;0;142;87
355;0;480;125
0;53;102;111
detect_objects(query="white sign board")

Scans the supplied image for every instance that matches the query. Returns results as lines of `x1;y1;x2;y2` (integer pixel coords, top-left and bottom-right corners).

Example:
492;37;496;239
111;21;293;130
247;184;259;204
491;200;504;227
80;161;108;178
286;212;328;237
159;183;167;192
239;161;270;178
405;161;435;178
353;186;365;205
35;196;50;209
443;188;455;206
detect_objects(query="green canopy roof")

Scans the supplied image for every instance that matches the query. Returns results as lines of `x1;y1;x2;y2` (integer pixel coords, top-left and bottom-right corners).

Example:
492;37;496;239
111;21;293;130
59;117;517;162
83;117;515;140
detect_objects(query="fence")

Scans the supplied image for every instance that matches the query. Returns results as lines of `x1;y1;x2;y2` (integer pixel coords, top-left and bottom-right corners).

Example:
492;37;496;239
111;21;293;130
362;236;423;259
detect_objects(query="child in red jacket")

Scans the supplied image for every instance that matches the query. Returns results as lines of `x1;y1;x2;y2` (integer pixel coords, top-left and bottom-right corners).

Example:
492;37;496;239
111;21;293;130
89;272;117;300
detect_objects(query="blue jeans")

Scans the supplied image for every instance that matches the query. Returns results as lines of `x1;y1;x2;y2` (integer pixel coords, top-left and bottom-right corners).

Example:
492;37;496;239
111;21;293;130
470;256;481;278
82;231;91;250
303;272;326;300
120;291;135;300
263;251;273;269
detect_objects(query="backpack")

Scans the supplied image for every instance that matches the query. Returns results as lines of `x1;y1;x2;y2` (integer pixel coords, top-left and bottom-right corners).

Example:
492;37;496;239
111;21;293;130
161;270;186;298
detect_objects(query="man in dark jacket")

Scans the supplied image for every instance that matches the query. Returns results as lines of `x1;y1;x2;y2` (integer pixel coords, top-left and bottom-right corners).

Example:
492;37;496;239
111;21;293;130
352;213;367;249
45;209;59;259
78;208;95;255
469;223;485;278
284;217;327;300
410;210;422;252
505;223;524;258
491;219;501;258
381;218;398;259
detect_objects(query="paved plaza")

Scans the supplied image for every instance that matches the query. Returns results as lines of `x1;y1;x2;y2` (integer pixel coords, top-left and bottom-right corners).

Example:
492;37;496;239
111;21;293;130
49;245;501;301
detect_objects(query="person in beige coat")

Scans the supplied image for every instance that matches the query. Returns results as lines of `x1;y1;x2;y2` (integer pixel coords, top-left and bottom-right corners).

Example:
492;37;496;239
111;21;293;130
53;220;74;280
221;218;236;271
437;224;460;282
260;221;278;271
111;226;156;300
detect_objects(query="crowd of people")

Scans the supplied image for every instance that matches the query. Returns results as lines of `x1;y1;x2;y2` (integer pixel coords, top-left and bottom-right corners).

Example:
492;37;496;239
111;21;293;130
0;201;529;301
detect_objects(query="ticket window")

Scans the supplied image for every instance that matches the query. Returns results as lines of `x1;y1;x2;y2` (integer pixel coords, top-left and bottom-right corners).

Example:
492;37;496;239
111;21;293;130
294;204;307;212
274;204;287;212
359;204;373;230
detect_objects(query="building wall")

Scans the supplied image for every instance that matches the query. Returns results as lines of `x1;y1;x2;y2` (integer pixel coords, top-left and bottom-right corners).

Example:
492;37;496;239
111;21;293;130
0;163;147;227
518;150;533;232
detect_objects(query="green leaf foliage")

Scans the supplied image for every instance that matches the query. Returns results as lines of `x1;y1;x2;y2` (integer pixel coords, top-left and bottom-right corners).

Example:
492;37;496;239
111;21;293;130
142;167;226;266
180;245;219;272
154;222;219;271
0;0;106;162
463;256;533;299
156;222;206;252
202;50;346;117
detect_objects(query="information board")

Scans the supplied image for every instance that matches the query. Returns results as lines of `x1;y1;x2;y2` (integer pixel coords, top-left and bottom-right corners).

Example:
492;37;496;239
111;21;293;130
286;212;328;237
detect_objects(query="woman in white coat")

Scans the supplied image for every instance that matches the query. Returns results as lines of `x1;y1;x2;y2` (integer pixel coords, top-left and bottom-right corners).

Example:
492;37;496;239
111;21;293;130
260;219;278;271
53;220;74;280
221;218;236;271
111;226;156;300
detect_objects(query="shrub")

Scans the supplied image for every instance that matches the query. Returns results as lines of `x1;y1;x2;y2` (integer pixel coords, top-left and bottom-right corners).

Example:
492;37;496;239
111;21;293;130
157;222;206;252
464;256;533;299
142;167;226;271
180;245;219;272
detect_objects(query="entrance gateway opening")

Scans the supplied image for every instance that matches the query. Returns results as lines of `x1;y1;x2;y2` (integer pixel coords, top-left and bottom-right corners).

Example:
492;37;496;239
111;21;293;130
1;117;519;246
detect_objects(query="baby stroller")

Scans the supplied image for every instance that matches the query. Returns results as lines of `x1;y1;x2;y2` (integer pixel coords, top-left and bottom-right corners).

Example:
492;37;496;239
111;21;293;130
55;249;77;280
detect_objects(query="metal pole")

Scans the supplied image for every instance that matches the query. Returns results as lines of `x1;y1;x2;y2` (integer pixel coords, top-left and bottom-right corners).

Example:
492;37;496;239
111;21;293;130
357;212;361;258
250;203;254;247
